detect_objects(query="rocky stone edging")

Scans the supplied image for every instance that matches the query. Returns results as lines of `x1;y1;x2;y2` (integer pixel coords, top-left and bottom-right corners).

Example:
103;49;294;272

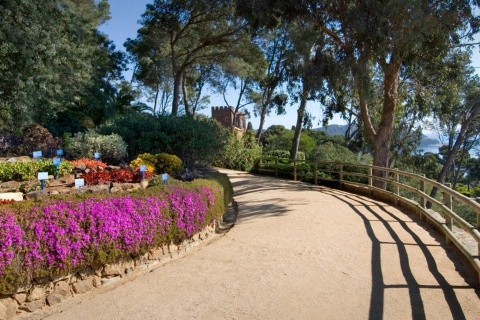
0;223;217;320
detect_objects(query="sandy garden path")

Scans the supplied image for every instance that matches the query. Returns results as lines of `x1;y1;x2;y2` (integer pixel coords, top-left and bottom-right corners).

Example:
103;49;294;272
35;169;480;319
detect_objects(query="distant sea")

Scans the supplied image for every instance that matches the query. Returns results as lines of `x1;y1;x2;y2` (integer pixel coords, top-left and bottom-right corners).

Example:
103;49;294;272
417;145;441;154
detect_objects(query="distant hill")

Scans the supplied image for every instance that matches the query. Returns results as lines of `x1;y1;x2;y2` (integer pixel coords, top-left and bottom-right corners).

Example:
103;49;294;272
420;135;441;147
314;124;352;135
314;124;440;147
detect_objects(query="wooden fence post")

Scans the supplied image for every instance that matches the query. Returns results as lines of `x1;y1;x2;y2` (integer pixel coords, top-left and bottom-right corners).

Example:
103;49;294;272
294;160;297;181
275;158;278;177
339;164;343;190
444;183;453;245
368;167;373;196
393;168;399;206
419;174;426;208
476;198;480;262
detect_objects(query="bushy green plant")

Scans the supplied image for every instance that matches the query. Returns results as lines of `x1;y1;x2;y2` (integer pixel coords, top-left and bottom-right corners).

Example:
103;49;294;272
130;153;157;173
213;130;262;171
264;150;305;161
100;114;228;169
64;130;127;164
263;128;316;155
2;123;60;157
311;142;372;164
0;159;71;182
155;153;183;176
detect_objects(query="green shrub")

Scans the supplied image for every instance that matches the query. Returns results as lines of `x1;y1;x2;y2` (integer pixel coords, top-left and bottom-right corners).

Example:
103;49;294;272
0;159;71;182
213;130;262;171
64;130;127;164
130;153;157;173
4;123;60;157
155;153;183;176
311;142;372;164
100;114;228;169
264;150;305;161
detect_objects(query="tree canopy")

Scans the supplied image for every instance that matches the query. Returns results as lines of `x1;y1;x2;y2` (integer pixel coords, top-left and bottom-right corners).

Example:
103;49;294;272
0;0;127;134
237;0;480;186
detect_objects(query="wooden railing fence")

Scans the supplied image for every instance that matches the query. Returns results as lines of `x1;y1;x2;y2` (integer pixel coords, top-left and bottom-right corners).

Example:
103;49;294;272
255;157;480;282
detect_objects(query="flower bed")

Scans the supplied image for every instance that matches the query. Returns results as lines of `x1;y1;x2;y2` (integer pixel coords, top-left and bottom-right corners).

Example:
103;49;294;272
0;175;229;294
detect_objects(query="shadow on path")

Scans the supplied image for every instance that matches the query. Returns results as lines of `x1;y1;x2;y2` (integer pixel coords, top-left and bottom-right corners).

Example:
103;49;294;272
322;188;477;320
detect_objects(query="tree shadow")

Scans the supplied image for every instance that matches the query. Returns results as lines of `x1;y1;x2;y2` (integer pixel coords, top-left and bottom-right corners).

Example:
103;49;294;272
235;198;291;222
322;188;478;320
230;174;314;197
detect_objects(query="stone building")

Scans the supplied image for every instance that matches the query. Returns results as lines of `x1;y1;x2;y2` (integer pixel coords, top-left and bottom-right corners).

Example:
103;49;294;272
211;106;247;132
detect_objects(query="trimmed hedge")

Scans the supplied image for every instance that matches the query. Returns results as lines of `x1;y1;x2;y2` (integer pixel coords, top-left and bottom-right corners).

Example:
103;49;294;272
0;174;231;294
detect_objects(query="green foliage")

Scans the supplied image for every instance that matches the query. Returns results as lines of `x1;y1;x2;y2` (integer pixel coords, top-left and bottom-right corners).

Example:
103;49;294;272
263;127;315;156
0;124;59;157
454;184;480;199
264;150;305;161
311;142;372;164
0;159;71;182
0;0;122;133
127;0;248;115
64;130;127;165
213;130;262;171
155;153;183;177
101;114;229;169
130;153;157;173
397;152;442;179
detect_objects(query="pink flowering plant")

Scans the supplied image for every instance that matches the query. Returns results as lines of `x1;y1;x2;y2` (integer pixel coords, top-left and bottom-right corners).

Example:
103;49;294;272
0;178;225;294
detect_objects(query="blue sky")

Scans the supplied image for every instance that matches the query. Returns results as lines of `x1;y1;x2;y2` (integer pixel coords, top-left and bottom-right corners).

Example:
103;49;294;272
98;0;329;130
99;0;480;132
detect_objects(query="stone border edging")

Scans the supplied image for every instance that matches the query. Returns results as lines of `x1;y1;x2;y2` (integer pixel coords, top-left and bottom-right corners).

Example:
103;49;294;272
1;199;237;320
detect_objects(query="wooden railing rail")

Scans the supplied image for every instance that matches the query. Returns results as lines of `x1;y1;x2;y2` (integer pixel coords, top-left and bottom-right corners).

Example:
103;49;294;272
255;157;480;282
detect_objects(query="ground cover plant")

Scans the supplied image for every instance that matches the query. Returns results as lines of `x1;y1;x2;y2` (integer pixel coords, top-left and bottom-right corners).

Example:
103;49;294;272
0;159;72;182
0;175;230;294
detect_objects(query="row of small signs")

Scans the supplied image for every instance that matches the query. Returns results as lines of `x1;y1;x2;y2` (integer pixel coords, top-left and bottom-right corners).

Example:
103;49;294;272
37;172;85;191
33;150;63;159
32;150;102;159
34;152;167;190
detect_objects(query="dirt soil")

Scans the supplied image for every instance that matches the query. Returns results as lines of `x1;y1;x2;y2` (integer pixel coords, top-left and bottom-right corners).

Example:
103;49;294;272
27;169;480;319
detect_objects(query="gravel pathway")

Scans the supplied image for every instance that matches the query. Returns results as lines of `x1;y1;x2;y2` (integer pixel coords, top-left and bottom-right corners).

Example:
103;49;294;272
32;169;480;319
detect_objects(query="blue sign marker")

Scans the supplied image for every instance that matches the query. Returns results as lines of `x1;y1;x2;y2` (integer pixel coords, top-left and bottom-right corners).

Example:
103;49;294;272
53;158;61;180
94;152;100;160
56;149;63;157
162;173;168;185
75;178;85;193
140;165;146;181
33;151;42;160
38;172;48;190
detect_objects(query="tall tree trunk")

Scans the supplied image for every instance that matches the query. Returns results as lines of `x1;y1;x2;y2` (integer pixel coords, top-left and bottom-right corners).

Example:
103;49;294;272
371;63;399;188
256;107;267;144
182;75;192;117
256;87;273;143
355;60;399;189
290;87;308;160
153;86;159;116
171;72;183;116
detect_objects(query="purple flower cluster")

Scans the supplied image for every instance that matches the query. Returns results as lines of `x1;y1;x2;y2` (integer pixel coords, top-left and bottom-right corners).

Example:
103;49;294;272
169;187;212;237
0;213;23;274
0;186;216;275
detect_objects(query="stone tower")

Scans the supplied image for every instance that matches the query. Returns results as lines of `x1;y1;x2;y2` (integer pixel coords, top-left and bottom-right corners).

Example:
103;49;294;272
211;106;246;131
